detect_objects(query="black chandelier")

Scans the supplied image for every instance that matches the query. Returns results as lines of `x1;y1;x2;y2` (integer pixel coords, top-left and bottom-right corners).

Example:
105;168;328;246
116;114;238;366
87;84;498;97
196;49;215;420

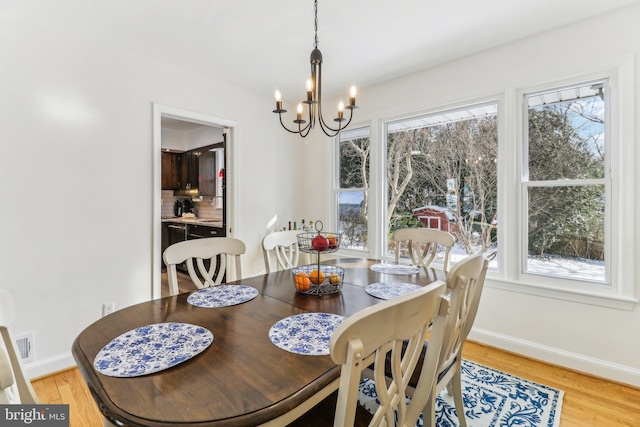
272;0;358;138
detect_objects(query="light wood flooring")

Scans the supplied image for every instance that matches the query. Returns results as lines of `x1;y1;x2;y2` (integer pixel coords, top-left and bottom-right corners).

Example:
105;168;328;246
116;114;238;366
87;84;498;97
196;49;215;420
160;268;198;297
32;340;640;426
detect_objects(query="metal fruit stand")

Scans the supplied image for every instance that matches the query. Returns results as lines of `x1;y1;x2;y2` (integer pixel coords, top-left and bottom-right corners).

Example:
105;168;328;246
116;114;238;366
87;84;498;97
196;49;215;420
292;221;344;295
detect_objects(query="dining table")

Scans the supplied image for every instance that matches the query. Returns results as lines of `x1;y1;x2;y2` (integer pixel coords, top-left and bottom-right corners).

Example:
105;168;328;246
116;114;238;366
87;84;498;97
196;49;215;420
72;257;445;427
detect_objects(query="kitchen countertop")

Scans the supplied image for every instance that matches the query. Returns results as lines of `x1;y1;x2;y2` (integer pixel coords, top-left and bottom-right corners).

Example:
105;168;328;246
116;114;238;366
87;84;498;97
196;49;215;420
162;217;224;228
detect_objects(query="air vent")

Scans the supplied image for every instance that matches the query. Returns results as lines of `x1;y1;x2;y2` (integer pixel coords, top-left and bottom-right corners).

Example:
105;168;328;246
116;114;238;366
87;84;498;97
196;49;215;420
14;333;35;362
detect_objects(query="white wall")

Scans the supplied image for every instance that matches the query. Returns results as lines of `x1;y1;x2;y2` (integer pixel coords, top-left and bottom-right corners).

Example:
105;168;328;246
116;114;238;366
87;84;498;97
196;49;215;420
1;2;638;388
0;8;303;377
308;5;640;386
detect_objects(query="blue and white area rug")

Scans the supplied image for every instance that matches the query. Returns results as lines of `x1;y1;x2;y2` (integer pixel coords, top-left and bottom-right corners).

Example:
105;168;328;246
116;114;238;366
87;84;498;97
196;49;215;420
358;359;563;427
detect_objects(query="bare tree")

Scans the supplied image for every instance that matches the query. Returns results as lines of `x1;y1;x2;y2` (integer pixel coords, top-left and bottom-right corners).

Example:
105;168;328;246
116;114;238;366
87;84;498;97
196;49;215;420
387;118;498;253
340;137;370;221
387;131;415;227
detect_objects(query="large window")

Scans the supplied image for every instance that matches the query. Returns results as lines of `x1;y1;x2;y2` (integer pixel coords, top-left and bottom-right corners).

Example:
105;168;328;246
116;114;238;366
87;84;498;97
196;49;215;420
384;104;498;265
333;70;632;307
336;127;370;251
523;81;608;283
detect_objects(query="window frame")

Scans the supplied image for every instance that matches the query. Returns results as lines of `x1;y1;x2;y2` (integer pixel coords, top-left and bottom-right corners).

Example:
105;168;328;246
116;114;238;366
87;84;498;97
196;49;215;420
331;59;636;310
508;65;635;310
520;79;610;288
380;101;500;270
334;126;372;255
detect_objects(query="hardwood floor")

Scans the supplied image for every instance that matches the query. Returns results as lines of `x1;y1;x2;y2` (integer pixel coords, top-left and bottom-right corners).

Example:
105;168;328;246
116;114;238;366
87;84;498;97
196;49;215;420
160;268;198;297
31;366;103;427
32;340;640;426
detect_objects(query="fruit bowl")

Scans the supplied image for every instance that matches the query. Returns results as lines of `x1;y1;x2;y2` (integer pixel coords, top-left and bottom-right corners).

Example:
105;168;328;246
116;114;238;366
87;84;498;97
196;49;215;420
292;264;344;295
297;232;341;254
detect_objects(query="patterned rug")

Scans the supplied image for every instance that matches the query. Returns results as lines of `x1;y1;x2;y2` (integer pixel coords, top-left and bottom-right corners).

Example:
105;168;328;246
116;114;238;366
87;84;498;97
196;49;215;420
358;359;564;427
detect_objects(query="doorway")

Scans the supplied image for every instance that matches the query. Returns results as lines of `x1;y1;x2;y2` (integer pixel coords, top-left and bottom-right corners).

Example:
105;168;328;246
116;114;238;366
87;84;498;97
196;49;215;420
152;103;237;299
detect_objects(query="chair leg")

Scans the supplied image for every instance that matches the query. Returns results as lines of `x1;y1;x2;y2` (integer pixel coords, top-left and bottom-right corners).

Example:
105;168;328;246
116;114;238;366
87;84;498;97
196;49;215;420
423;392;437;427
450;369;467;427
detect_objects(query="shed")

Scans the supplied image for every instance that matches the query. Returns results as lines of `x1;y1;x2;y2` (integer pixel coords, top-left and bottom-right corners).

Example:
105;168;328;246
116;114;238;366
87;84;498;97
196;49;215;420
412;205;457;233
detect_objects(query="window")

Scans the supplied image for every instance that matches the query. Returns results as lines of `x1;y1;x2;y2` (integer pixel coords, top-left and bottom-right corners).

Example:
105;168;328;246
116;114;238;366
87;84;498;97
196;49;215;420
523;81;608;284
384;104;498;266
332;67;633;308
336;127;370;251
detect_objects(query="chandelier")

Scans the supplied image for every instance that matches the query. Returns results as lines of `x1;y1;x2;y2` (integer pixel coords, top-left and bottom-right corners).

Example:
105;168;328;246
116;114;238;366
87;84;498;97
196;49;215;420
272;0;358;138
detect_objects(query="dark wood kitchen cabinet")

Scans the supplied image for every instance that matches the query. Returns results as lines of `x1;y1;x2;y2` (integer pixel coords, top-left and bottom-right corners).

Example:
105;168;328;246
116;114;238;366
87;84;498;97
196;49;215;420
198;150;217;196
179;150;200;195
161;152;181;190
173;145;218;197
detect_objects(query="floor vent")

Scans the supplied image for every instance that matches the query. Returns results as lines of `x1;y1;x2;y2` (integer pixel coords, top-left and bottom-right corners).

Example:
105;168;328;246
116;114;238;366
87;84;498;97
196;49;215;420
14;333;35;362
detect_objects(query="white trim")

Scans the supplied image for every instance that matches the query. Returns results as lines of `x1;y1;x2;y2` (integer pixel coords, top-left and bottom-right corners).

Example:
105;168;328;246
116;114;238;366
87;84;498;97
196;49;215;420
468;327;640;388
24;352;76;380
486;277;636;310
334;124;373;255
152;103;238;300
514;59;636;303
380;98;501;259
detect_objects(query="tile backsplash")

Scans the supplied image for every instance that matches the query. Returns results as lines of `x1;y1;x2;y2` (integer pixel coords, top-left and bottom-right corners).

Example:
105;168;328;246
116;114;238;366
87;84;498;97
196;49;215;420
161;190;223;219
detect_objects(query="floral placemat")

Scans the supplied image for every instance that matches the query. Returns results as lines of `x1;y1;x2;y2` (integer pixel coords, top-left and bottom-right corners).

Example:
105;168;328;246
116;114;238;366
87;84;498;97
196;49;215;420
370;263;421;275
268;313;345;356
94;322;213;377
187;285;259;308
365;282;422;300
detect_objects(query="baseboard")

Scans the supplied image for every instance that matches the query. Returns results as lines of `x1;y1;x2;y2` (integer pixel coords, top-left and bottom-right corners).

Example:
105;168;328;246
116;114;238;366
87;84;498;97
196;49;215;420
468;327;640;388
24;352;76;380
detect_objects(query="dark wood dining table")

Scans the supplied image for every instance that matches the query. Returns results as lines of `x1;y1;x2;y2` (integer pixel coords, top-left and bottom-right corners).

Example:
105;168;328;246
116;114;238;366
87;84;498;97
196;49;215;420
72;258;445;427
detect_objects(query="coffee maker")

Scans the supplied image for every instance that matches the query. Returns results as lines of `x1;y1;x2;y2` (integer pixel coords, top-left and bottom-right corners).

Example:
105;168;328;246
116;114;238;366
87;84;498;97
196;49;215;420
173;199;194;217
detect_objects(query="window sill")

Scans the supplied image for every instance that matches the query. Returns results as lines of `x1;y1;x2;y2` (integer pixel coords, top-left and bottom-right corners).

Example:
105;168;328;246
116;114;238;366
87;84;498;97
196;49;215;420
486;277;637;310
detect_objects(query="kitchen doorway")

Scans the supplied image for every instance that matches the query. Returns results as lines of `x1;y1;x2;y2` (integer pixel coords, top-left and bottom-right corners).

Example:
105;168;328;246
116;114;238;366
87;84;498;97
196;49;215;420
152;104;237;299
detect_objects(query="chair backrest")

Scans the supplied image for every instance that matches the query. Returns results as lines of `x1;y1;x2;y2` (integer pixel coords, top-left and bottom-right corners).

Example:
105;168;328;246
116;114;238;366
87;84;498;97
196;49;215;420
460;250;493;342
262;230;303;273
0;289;39;404
392;228;456;272
163;237;246;296
329;280;449;427
439;250;488;377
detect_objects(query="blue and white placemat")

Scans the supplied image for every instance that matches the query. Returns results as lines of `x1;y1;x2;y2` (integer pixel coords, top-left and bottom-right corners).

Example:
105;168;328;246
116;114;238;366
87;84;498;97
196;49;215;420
94;322;213;377
187;285;259;308
269;313;345;356
370;263;421;275
365;282;422;300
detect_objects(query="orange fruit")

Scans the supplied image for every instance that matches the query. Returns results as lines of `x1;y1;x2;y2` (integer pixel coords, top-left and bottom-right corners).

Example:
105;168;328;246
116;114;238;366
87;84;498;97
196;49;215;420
309;270;325;285
295;272;310;291
329;273;341;285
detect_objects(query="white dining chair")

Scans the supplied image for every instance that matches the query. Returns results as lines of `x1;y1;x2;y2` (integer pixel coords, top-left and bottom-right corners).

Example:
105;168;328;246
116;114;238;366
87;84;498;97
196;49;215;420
392;228;456;272
0;289;39;405
424;250;489;427
262;230;306;273
290;280;450;427
163;237;246;296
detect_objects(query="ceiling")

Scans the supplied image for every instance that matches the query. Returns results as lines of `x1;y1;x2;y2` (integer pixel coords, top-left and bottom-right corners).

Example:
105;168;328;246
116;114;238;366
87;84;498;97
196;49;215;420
7;0;640;100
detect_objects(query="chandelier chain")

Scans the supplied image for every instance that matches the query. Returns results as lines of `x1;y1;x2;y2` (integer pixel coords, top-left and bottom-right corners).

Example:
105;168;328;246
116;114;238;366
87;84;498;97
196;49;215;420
314;0;319;49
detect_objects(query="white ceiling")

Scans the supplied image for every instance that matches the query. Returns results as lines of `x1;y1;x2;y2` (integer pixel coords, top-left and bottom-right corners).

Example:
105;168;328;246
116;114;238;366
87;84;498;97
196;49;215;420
7;0;640;100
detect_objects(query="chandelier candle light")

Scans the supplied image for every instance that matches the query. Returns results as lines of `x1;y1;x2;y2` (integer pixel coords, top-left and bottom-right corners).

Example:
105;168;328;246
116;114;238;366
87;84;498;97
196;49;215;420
273;0;358;137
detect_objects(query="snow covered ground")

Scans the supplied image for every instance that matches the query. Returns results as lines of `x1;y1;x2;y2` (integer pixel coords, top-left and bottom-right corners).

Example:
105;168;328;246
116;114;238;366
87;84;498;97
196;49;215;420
448;245;605;282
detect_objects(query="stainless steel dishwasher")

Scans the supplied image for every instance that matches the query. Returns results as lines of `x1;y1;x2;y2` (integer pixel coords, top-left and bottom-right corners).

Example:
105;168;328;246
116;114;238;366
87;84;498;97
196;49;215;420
166;223;187;271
